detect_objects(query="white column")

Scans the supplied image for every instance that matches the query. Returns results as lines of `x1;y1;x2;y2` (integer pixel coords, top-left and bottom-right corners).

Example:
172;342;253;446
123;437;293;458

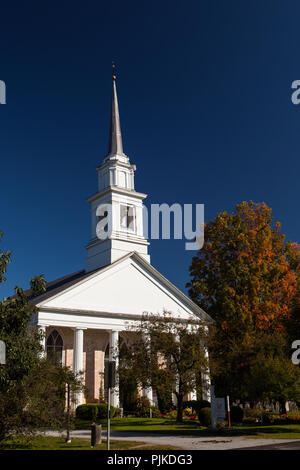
143;387;153;403
172;334;180;406
109;330;119;408
37;325;46;358
190;389;197;401
73;328;85;406
202;347;211;401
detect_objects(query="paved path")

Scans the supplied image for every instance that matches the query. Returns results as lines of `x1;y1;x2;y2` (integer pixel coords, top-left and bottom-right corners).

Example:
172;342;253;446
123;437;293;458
46;430;300;450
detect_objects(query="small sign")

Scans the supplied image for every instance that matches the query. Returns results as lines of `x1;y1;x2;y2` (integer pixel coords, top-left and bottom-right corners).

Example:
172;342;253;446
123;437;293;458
108;361;116;388
214;397;226;422
0;340;6;365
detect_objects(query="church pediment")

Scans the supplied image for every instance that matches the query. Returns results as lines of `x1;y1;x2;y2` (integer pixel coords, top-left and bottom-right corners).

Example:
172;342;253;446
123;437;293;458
36;252;210;322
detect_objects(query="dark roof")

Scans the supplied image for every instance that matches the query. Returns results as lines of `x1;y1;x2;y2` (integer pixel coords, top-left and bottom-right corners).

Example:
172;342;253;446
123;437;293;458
21;269;92;305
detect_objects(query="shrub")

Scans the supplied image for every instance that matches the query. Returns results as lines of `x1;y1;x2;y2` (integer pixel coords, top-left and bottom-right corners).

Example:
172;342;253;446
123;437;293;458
184;400;211;410
216;421;225;430
242;416;259;425
183;400;211;421
133;396;151;417
76;403;116;421
76;404;96;420
166;409;177;419
150;406;160;418
230;406;244;424
96;403;116;419
244;408;262;419
198;407;211;427
261;412;300;425
184;407;192;416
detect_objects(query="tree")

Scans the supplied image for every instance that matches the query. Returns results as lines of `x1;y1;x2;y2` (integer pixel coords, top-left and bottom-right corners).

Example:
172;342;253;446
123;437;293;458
118;311;209;422
187;201;299;334
0;231;11;284
187;201;300;406
0;233;84;442
209;328;300;411
22;360;83;440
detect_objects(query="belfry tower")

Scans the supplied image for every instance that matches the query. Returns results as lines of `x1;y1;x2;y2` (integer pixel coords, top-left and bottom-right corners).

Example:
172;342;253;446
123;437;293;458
85;67;150;272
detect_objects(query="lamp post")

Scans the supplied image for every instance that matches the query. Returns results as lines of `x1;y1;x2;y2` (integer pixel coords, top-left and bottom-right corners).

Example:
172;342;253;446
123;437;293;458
107;361;116;450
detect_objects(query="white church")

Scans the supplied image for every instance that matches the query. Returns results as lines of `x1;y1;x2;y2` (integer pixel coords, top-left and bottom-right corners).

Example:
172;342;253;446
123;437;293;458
29;73;211;408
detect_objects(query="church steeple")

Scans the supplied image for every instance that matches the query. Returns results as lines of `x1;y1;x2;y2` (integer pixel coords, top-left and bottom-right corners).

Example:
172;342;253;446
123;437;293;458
85;67;150;273
108;66;124;157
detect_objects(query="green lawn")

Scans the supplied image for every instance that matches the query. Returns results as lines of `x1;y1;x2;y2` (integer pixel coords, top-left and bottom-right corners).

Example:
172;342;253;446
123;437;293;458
1;435;181;450
232;423;300;440
74;417;300;439
75;417;206;434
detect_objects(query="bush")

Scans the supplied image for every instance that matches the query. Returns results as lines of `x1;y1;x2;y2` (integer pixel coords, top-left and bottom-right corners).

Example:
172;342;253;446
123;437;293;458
242;416;259;425
261;412;300;425
184;407;192;416
184;400;211;410
216;422;226;430
198;407;211;427
230;406;244;424
244;408;263;419
183;400;211;421
150;406;160;418
133;396;151;417
96;403;116;419
76;404;95;420
166;409;177;419
76;403;116;421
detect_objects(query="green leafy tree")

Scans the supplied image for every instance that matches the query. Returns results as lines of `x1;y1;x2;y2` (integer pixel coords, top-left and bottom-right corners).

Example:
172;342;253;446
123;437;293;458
187;201;300;407
0;231;11;283
209;329;300;411
119;311;209;422
0;233;83;442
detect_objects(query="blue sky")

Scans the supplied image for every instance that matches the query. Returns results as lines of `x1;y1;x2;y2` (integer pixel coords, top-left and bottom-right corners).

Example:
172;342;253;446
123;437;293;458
0;0;299;298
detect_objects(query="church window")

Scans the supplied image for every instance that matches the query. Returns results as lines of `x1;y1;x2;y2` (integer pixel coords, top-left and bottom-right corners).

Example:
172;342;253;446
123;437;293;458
46;330;63;363
120;204;135;231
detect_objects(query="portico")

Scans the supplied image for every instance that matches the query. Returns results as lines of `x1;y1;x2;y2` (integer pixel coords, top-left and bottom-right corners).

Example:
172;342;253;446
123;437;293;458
41;324;126;407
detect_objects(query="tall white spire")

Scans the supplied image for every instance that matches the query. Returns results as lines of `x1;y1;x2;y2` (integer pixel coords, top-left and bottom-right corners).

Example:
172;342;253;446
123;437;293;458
108;68;124;157
105;64;128;164
85;66;150;272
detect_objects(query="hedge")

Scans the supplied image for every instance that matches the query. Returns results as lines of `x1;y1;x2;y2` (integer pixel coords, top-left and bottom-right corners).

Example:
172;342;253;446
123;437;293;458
76;403;116;421
183;400;211;421
198;407;211;427
230;406;244;424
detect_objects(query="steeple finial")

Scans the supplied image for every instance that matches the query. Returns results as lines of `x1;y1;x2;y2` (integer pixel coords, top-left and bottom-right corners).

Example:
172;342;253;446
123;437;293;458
108;62;124;157
112;61;116;81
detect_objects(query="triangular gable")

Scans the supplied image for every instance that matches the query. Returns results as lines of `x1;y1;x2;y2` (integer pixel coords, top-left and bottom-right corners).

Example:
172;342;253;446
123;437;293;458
37;253;210;322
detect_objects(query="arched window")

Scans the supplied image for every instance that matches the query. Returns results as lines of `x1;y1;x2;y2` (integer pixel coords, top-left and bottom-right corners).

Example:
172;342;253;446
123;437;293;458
46;330;63;363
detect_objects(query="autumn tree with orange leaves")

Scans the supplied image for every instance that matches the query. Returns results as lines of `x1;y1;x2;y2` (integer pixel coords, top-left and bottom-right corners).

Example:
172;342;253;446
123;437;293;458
187;201;299;334
187;201;300;406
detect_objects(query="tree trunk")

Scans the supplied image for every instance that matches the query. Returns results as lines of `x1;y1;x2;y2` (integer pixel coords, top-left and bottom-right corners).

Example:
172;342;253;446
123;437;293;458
66;383;71;443
280;400;287;415
176;394;184;422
